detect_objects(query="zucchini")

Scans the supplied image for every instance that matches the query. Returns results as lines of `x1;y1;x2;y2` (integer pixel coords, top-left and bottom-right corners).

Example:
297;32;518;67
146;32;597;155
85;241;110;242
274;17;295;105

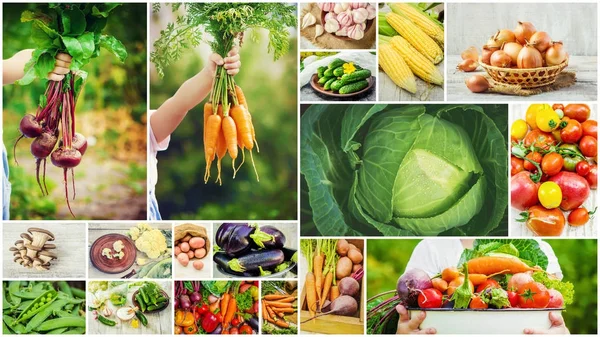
324;78;336;90
333;66;344;77
341;69;371;85
331;80;344;92
318;76;333;85
317;66;327;78
339;80;369;94
323;68;334;77
328;58;346;69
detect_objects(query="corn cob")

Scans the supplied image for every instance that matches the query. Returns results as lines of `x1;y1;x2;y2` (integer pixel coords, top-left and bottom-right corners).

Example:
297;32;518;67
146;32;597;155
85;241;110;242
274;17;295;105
386;12;443;64
379;43;417;94
389;35;443;85
378;13;398;37
389;3;444;45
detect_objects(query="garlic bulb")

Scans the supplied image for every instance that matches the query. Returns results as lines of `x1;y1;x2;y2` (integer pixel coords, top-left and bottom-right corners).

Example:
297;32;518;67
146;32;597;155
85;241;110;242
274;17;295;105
365;4;376;20
336;26;348;37
337;11;354;27
352;8;368;24
318;2;336;12
102;306;113;317
349;2;368;9
347;24;365;40
315;25;324;39
324;12;337;22
324;18;340;33
302;13;316;30
358;22;366;30
334;3;350;14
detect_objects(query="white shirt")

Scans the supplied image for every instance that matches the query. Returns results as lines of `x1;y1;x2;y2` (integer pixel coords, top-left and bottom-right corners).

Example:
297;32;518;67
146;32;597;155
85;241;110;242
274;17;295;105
148;110;170;193
405;239;563;280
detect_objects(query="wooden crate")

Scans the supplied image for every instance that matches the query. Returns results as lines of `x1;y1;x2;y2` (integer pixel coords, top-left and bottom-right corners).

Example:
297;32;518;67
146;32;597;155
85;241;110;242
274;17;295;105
299;239;365;334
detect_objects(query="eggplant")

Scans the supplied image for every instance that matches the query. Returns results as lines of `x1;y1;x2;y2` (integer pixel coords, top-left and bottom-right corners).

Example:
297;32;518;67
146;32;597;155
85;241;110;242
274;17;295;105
213;252;254;277
248;317;259;332
211;324;223;334
250;225;286;249
215;223;238;247
228;249;285;273
218;223;255;257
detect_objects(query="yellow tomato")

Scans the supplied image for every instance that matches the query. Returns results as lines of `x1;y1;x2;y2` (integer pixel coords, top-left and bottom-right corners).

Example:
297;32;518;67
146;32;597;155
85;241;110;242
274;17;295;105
526;104;552;130
511;119;528;140
538;182;562;209
535;106;560;132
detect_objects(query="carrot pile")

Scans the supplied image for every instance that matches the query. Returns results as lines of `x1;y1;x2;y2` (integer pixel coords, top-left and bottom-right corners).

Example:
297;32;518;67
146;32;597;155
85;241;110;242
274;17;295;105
262;293;296;329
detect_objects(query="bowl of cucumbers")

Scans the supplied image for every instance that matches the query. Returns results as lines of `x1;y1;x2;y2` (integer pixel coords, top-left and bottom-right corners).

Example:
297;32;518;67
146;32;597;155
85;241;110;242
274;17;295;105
311;58;375;98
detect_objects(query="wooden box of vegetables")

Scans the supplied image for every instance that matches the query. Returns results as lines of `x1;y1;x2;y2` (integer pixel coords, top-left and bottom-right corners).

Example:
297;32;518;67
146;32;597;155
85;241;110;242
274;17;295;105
300;239;365;335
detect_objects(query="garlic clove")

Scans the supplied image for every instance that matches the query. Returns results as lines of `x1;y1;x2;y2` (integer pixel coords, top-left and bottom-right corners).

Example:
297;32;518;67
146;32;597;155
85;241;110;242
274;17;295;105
315;24;324;40
352;7;369;24
325;18;340;33
336;26;349;37
365;4;376;20
301;12;316;30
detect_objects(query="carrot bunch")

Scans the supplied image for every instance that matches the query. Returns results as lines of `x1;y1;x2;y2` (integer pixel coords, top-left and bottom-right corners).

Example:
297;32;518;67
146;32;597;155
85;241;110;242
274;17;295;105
301;239;340;317
262;293;296;328
203;67;259;185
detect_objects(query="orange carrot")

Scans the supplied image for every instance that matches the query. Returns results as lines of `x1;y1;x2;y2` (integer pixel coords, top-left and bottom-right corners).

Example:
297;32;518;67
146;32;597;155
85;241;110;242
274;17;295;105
431;278;448;292
221;292;231;319
266;304;278;320
305;272;316;317
441;266;460;282
235;85;259;153
262;300;268;320
329;285;340;302
320;270;333;310
264;301;294;308
263;294;292;301
268;297;296;304
266;316;290;328
467;256;540;276
221;115;238;174
203;102;214;182
313;240;324;307
223;296;237;329
214;106;227;185
209;299;219;313
468;273;489;286
231;105;253;150
204;113;222;184
272;307;295;314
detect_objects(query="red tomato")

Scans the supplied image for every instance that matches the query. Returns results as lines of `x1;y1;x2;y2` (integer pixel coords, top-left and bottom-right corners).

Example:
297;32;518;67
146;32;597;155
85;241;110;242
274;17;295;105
541;152;564;176
507;291;519;308
524;129;556;150
549;171;591;210
511;156;524;176
521;205;565;236
239;324;253;335
568;207;591;226
476;279;500;293
580;136;598;157
564;104;590;122
229;327;239;335
469;296;488;309
576;161;591;176
560;119;583;143
511;171;540;210
518;282;550;308
586;164;598;189
581;120;598;139
215;313;223;323
552;103;564;111
524;152;542;172
231;317;240;327
417;288;443;308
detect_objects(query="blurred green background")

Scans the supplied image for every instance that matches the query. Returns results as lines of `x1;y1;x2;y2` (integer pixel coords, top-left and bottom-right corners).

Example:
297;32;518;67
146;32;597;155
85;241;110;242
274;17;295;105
150;6;298;220
367;239;597;334
3;3;147;220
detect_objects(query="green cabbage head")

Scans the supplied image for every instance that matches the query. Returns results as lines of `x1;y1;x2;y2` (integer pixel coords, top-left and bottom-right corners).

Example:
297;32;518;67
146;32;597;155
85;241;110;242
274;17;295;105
301;104;507;236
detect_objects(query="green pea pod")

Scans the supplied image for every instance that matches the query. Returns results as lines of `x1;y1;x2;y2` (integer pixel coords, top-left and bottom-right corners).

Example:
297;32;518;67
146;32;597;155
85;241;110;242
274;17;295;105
57;281;72;297
3;320;10;334
135;310;148;327
46;327;68;334
25;299;69;332
3;315;26;334
70;287;86;299
97;315;116;327
35;317;86;332
63;327;86;334
15;289;58;324
10;290;45;300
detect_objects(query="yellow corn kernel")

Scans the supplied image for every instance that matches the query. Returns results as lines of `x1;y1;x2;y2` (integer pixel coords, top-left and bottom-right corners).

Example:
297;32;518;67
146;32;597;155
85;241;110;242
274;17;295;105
390;36;444;86
390;3;444;45
379;43;417;94
386;12;443;64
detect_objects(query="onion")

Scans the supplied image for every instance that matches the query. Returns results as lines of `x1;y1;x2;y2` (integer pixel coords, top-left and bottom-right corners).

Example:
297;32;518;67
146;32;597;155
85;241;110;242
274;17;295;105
486;35;502;49
502;42;523;66
514;21;536;44
456;59;478;72
494;29;516;45
545;41;567;66
490;50;512;68
461;46;478;61
465;75;490;93
517;44;543;69
481;45;496;65
530;31;551;52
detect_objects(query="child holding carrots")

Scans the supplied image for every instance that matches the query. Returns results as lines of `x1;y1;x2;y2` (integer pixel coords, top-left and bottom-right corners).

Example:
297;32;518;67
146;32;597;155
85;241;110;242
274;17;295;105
148;47;241;220
2;50;72;220
395;239;567;335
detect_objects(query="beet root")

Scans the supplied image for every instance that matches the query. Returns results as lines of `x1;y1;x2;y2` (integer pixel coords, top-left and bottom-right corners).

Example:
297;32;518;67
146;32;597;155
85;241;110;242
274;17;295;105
51;147;82;168
31;132;58;159
19;114;42;138
72;133;87;155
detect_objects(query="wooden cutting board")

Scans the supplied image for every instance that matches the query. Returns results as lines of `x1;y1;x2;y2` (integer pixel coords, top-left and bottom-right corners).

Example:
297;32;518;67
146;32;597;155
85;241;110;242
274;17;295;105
89;234;136;274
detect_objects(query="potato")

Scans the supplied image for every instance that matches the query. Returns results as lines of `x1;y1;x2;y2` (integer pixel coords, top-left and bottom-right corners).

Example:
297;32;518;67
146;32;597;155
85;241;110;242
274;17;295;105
194;248;207;259
182;234;192;242
180;242;190;253
174;246;182;256
336;257;353;279
187;251;195;259
348;243;359;252
336;239;349;257
177;252;190;267
352;264;362;273
189;237;205;249
193;260;204;271
347;249;363;264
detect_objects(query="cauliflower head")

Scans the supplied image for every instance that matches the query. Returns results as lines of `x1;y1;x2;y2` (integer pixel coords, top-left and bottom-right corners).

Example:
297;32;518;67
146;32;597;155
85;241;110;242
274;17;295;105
135;229;167;259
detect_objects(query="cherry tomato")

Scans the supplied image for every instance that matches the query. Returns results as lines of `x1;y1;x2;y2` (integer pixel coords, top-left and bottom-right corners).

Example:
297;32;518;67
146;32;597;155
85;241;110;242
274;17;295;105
523;129;556;150
538;181;562;209
526;104;552;130
231;317;240;327
518;282;550;308
576;161;591;176
579;135;598;157
520;205;565;236
417;288;443;308
511;156;524;176
469;296;488;309
564;104;590;122
524;152;542;172
568;207;592;226
511;119;528;140
552;103;564;111
536;107;561;132
581;120;598;139
476;279;500;293
507;291;519;308
560;119;583;143
511;171;540;210
239;324;253;335
586;164;598;189
229;327;239;335
541;152;564;176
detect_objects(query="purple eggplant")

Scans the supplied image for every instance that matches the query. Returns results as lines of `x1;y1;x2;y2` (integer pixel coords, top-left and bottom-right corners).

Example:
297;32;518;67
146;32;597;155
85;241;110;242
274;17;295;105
250;225;286;249
217;223;256;257
228;249;285;273
248;317;259;332
213;252;255;277
215;223;240;248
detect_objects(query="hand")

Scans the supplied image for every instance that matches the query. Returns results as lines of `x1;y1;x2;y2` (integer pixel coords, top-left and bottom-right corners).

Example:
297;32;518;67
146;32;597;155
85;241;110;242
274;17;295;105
208;46;241;76
395;304;436;334
524;312;570;334
47;53;72;81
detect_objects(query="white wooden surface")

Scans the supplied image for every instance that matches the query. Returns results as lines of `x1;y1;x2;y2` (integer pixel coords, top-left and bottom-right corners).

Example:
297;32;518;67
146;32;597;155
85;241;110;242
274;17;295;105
88;223;173;279
447;55;598;101
509;104;598;237
173;222;213;279
3;223;87;279
87;281;172;335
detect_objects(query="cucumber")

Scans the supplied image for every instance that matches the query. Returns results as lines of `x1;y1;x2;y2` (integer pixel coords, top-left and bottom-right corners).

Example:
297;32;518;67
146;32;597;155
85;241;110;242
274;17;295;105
324;78;336;90
318;76;333;85
333;66;344;77
328;58;346;69
331;80;344;92
317;66;327;78
339;80;369;94
341;69;371;85
323;68;334;77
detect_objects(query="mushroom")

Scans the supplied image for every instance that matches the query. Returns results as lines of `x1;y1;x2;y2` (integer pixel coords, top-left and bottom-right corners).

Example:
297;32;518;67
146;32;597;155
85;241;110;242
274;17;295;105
43;244;56;250
11;229;58;271
38;250;57;265
20;233;33;245
28;228;55;247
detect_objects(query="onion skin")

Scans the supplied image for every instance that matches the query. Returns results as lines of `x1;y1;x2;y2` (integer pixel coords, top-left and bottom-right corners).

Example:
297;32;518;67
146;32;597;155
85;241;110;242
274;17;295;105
465;75;490;93
456;59;478;72
517;44;543;69
530;31;551;52
490;50;512;68
481;45;495;65
502;42;523;66
494;29;516;45
486;35;502;49
546;41;567;66
461;46;478;61
514;21;536;45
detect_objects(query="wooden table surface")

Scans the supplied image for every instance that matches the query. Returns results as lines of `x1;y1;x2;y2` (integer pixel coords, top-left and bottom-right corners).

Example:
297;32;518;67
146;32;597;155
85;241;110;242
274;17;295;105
3;223;87;279
509;104;598;237
87;281;172;335
88;223;173;279
447;55;598;101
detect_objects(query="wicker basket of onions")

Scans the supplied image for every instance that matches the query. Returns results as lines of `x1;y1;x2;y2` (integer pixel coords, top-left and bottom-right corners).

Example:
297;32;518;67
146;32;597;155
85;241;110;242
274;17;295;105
465;22;569;89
